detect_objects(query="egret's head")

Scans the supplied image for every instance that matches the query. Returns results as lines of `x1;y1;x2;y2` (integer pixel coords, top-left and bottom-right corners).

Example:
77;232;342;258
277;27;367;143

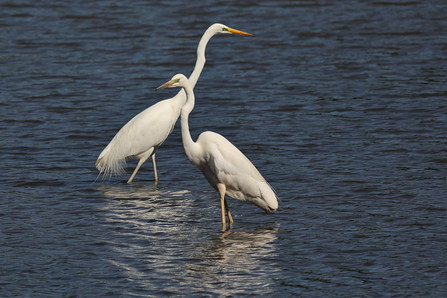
156;74;187;90
212;23;254;37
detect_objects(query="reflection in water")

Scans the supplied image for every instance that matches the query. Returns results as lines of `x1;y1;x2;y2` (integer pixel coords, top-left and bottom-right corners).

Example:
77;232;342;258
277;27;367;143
98;184;190;200
98;187;280;295
98;184;193;234
181;227;281;296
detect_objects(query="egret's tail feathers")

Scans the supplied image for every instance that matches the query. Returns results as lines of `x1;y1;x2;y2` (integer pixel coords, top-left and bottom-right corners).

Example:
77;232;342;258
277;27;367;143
259;181;279;211
228;180;279;212
249;197;277;212
95;156;103;167
95;153;127;181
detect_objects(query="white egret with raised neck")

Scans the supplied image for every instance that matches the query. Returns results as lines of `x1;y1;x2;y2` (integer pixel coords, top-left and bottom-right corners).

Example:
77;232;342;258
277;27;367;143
96;24;254;183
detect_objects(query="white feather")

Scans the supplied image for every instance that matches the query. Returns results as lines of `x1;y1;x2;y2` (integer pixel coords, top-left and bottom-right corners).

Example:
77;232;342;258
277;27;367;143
158;74;279;217
95;23;254;183
96;98;177;177
197;131;278;211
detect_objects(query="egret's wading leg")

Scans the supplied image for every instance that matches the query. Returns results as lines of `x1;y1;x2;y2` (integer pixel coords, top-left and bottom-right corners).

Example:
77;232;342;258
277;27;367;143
127;152;151;183
224;197;233;224
224;197;233;230
151;153;158;183
217;183;227;231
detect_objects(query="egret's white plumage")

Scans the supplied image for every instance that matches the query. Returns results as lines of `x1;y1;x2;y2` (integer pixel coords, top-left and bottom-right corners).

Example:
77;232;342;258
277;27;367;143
156;74;278;231
96;24;254;183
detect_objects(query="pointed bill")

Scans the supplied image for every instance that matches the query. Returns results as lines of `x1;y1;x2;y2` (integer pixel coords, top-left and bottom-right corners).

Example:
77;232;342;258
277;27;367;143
228;28;254;37
155;80;174;91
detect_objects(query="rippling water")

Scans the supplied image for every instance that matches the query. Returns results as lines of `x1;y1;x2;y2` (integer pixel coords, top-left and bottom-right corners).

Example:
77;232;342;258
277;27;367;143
2;0;447;296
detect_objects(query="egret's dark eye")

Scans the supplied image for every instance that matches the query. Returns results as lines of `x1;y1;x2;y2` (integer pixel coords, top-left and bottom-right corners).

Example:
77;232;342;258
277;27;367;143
222;28;229;32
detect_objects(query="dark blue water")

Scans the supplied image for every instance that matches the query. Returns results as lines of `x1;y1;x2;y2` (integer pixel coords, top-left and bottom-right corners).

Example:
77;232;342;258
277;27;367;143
2;0;447;296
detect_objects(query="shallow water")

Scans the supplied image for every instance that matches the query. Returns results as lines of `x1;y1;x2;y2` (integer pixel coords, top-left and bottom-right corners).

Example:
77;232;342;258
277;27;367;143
1;0;447;296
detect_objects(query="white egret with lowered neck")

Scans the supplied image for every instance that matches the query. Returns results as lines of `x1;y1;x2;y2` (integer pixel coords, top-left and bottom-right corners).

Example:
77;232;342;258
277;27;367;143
156;74;278;231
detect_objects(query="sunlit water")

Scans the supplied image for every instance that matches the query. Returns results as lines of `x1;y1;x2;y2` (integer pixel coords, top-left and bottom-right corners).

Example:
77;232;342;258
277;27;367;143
1;0;447;296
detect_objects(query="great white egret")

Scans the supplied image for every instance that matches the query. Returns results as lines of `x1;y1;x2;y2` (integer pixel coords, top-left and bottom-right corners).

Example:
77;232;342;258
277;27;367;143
156;74;278;231
96;24;254;183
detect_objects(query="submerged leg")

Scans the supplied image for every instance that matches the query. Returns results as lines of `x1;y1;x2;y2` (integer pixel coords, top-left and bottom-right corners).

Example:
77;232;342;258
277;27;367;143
151;153;158;183
224;197;233;224
128;158;145;183
127;153;151;183
217;183;227;231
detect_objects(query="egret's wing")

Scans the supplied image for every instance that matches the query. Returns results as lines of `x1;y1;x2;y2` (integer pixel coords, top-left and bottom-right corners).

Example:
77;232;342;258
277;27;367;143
200;133;264;192
197;131;278;211
96;98;179;176
101;99;177;159
120;101;177;158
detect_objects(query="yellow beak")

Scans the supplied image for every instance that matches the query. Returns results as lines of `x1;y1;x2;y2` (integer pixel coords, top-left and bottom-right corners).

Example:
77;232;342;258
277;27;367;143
228;28;254;37
155;80;174;91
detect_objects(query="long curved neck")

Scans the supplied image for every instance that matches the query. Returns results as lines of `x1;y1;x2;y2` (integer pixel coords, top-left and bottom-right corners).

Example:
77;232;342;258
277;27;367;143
180;81;198;161
188;28;215;89
173;28;215;107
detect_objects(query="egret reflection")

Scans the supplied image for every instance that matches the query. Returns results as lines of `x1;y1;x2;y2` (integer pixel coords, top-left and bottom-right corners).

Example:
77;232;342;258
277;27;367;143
98;184;190;200
182;226;280;295
97;185;279;296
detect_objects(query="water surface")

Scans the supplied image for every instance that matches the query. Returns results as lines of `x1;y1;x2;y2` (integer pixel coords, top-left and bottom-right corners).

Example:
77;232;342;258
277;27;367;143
1;0;447;296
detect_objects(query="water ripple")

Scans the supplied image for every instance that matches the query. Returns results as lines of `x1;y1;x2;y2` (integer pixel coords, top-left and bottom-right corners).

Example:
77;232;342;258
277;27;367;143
1;0;447;296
